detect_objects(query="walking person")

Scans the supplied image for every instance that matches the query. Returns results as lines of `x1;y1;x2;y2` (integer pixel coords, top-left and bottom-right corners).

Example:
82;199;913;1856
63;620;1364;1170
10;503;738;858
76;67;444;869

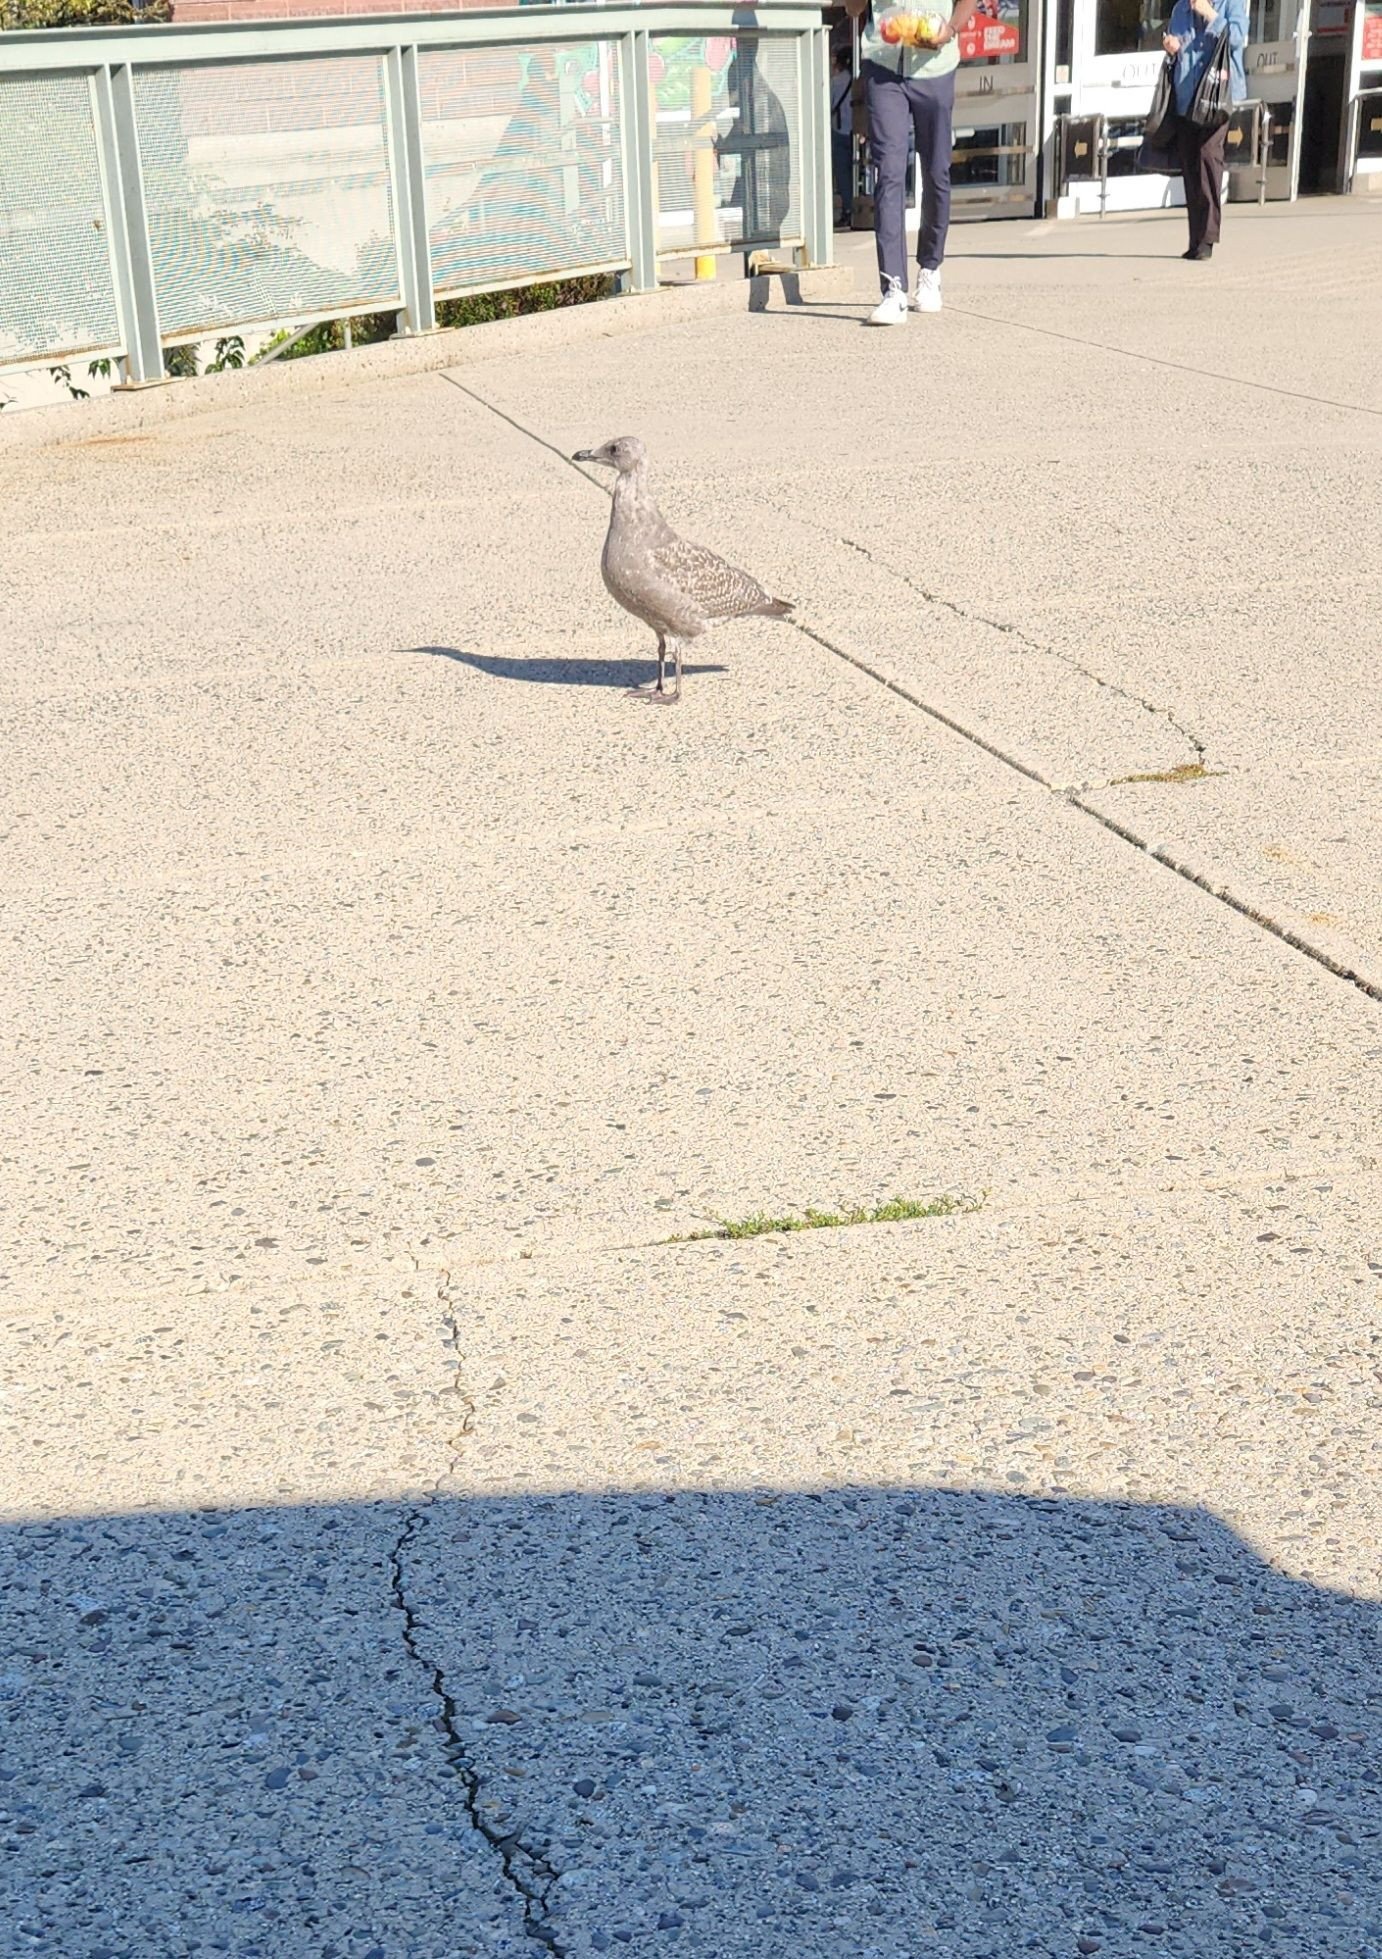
831;46;855;229
1163;0;1247;260
845;0;980;324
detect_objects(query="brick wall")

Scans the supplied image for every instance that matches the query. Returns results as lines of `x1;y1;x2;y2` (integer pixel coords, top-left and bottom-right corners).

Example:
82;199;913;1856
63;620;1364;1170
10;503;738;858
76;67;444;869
171;0;503;20
149;31;540;133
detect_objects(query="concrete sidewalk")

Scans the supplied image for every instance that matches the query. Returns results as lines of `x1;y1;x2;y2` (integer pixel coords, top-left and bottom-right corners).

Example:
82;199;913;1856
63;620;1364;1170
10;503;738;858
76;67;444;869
2;202;1380;1956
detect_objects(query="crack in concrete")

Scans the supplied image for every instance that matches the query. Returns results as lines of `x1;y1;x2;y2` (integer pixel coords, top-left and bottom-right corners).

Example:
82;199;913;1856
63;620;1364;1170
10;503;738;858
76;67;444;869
789;614;1382;1005
385;1284;566;1953
813;520;1208;766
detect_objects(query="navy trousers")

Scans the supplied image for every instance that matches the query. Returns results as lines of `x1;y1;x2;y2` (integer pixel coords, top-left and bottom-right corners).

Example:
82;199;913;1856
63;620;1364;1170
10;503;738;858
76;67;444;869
832;128;854;223
865;60;955;287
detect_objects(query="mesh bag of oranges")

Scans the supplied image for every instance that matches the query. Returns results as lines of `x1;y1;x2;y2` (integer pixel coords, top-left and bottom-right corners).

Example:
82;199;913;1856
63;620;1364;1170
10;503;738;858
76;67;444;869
876;7;948;46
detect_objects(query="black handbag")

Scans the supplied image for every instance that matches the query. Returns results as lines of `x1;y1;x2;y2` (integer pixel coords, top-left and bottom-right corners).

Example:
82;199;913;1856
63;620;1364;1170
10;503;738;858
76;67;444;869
1143;53;1179;146
1186;31;1233;131
1135;51;1180;170
1135;130;1182;174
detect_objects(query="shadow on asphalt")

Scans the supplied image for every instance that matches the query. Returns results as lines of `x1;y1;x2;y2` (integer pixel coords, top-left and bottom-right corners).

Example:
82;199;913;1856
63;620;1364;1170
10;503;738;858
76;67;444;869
4;1487;1376;1954
408;646;730;689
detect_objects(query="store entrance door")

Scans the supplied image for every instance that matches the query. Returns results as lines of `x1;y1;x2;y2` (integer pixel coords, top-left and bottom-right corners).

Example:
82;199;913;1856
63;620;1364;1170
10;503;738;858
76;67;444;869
1237;0;1309;197
951;0;1047;216
1060;0;1308;209
1344;0;1382;189
1063;0;1178;213
1299;0;1356;187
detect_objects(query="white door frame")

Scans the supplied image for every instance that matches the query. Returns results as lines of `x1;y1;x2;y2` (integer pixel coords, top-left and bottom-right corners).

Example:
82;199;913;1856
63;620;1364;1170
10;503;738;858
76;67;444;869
1246;0;1311;197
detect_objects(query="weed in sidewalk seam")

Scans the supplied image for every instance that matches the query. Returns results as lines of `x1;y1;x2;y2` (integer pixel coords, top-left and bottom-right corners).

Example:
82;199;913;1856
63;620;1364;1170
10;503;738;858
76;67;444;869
666;1194;980;1244
1107;762;1225;786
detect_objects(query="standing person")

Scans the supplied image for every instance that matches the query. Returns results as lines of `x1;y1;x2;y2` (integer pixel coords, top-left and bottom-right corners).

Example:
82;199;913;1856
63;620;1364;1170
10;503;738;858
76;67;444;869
830;46;855;229
845;0;981;324
1163;0;1247;260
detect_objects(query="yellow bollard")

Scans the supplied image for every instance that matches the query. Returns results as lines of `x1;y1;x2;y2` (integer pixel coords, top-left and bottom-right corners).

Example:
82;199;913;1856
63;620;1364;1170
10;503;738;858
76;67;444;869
691;64;717;282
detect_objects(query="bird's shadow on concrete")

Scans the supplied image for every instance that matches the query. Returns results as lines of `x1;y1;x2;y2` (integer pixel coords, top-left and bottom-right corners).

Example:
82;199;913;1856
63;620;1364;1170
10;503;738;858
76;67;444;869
407;646;728;688
6;1484;1377;1953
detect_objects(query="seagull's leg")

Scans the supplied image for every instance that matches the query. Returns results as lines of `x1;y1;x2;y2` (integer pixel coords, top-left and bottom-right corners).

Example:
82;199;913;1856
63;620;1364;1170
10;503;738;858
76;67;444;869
632;637;682;706
625;634;667;698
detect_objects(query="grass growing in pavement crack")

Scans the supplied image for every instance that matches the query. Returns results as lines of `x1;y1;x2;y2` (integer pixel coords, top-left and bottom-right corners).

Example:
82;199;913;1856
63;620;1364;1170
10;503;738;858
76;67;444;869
1108;762;1225;786
668;1194;979;1243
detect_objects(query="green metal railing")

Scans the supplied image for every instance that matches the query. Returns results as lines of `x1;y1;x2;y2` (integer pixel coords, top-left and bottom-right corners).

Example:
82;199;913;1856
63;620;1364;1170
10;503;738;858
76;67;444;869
0;1;831;383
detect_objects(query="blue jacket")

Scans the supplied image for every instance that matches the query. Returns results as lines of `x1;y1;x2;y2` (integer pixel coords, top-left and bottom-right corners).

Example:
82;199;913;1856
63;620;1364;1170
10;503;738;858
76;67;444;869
1168;0;1248;113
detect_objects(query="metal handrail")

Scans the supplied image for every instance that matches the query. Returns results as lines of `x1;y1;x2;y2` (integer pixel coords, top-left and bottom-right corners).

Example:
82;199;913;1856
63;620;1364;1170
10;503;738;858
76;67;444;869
1055;98;1272;211
0;1;833;385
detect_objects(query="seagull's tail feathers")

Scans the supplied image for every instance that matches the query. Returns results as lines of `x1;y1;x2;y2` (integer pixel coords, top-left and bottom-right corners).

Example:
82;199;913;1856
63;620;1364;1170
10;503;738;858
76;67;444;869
757;595;794;619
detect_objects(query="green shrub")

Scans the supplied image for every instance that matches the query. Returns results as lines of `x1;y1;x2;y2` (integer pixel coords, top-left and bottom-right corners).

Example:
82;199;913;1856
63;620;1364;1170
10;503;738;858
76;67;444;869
255;312;398;364
2;0;170;25
255;276;617;364
435;273;617;329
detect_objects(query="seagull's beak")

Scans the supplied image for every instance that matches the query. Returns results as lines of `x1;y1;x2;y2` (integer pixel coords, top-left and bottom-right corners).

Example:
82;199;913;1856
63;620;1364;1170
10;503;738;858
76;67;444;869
572;449;596;463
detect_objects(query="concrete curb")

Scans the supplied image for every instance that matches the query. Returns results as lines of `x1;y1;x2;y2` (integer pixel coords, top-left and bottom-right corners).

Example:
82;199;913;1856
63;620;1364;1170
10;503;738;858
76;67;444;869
0;264;860;452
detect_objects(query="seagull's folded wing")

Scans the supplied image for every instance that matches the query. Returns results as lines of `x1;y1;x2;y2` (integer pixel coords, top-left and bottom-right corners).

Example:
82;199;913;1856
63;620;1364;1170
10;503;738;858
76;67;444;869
651;534;772;620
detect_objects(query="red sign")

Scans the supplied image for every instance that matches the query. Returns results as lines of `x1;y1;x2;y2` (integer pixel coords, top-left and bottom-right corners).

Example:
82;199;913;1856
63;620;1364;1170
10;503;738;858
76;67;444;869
959;18;1023;57
958;0;1022;60
1364;6;1382;60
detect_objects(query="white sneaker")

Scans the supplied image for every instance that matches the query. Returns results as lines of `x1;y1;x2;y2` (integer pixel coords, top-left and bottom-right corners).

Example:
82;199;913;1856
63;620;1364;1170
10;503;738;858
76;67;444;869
912;267;942;313
868;278;909;327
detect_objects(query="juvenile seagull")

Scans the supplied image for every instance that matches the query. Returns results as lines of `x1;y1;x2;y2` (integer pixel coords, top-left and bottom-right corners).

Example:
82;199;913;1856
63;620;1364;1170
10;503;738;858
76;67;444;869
571;436;793;704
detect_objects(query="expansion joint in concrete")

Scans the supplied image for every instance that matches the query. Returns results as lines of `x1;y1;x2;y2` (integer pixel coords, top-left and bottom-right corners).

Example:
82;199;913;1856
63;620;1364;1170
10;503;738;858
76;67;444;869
790;618;1382;1008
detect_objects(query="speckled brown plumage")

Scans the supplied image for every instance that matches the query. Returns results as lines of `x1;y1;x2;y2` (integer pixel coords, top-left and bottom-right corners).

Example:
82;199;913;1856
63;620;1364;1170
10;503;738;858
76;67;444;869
572;435;792;703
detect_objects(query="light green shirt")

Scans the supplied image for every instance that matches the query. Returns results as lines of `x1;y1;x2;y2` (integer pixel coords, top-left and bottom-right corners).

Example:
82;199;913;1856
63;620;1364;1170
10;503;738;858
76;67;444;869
860;0;960;80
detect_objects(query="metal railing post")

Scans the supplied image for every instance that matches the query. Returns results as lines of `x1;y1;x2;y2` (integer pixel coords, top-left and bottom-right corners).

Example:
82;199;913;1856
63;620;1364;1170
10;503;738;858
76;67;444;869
618;29;659;291
795;30;816;265
91;63;165;386
383;45;436;335
803;24;833;267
